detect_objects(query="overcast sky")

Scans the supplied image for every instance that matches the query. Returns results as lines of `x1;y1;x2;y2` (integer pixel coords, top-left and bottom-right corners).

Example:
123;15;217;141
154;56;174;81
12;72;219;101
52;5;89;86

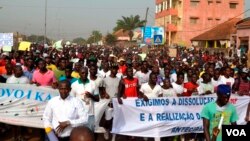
0;0;249;40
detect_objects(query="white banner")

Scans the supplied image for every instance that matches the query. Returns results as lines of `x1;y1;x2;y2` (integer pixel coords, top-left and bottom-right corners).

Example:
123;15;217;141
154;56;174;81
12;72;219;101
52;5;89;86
0;83;109;131
112;95;250;138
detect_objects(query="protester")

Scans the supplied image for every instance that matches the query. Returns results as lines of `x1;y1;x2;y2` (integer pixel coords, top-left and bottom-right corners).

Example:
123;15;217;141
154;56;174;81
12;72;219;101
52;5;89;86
71;67;99;131
171;72;184;96
161;78;177;97
53;57;67;81
32;59;57;87
233;68;250;96
183;73;199;96
0;63;13;83
134;61;151;85
6;65;29;84
43;80;88;141
201;84;238;141
70;126;95;141
0;42;249;141
198;73;214;95
23;57;35;81
118;67;140;104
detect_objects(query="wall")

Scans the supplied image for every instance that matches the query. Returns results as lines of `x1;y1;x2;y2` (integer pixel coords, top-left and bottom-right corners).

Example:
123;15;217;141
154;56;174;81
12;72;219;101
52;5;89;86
179;0;244;46
236;28;250;67
155;0;244;46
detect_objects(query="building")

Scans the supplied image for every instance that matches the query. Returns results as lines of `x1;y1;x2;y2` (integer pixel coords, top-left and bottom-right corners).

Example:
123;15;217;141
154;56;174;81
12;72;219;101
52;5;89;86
155;0;244;46
191;18;241;48
235;17;250;67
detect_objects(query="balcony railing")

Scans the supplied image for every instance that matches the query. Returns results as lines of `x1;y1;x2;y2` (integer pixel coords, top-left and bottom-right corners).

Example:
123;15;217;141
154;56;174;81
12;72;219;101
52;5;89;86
155;8;178;19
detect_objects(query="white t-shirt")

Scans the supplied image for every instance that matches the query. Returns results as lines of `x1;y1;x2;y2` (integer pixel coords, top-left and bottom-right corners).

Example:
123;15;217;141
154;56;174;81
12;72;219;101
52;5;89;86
197;82;214;95
98;70;111;78
211;78;220;91
140;83;162;98
172;82;184;95
161;88;177;97
89;76;103;95
71;79;97;115
103;76;120;98
170;73;177;83
6;75;29;84
134;70;151;85
218;75;235;88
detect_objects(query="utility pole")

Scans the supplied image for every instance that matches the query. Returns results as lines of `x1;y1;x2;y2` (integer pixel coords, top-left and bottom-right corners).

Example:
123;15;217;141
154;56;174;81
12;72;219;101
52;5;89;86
44;0;47;45
143;7;149;44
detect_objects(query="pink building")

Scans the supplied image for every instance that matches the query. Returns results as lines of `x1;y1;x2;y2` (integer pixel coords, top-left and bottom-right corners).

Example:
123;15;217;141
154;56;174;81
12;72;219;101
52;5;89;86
236;18;250;67
155;0;244;46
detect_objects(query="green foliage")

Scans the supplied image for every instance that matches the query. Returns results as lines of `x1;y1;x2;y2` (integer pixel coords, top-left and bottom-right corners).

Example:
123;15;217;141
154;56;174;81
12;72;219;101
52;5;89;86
72;37;86;45
26;35;51;44
113;15;146;41
105;33;117;45
87;30;102;44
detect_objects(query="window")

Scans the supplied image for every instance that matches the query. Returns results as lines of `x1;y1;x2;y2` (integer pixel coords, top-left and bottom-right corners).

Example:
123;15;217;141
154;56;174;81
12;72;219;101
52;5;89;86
216;0;221;3
216;18;221;23
230;3;237;9
190;17;199;24
208;18;213;24
208;0;213;5
216;18;221;21
190;0;200;7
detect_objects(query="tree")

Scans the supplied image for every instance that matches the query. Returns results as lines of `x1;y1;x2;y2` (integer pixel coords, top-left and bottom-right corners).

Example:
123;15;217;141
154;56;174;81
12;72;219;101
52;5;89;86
72;37;86;45
26;35;51;44
113;15;146;41
87;30;102;44
105;33;117;46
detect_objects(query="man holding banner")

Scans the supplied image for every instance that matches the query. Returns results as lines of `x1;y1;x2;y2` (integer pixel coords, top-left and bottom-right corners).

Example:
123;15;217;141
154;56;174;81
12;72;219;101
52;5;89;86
201;84;238;141
43;80;88;141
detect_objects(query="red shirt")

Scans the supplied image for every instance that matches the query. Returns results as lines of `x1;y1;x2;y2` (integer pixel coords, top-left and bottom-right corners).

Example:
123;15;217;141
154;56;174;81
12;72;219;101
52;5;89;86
238;79;250;96
118;65;127;75
183;82;199;96
124;78;138;97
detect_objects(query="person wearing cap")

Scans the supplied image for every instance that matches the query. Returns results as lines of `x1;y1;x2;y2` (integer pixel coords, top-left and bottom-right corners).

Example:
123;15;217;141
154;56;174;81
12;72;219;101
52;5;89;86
117;57;127;76
201;84;238;141
233;68;250;96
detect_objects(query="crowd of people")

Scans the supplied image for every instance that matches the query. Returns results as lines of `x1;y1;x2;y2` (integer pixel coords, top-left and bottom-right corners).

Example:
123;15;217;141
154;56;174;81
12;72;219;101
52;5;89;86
0;44;249;141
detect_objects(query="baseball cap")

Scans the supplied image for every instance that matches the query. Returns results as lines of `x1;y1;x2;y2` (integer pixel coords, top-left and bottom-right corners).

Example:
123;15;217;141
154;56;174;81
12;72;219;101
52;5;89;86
117;57;125;62
217;84;231;96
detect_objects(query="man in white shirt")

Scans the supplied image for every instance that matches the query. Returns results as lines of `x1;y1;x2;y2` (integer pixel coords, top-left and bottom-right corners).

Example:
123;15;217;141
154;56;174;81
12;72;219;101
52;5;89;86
135;61;151;85
71;67;98;131
43;80;88;141
139;73;161;141
6;65;29;84
140;73;162;98
218;67;235;88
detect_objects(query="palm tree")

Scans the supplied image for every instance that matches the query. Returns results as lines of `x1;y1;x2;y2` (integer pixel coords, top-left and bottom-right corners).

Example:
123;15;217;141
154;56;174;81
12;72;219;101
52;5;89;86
105;33;117;46
87;30;102;44
114;15;146;41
